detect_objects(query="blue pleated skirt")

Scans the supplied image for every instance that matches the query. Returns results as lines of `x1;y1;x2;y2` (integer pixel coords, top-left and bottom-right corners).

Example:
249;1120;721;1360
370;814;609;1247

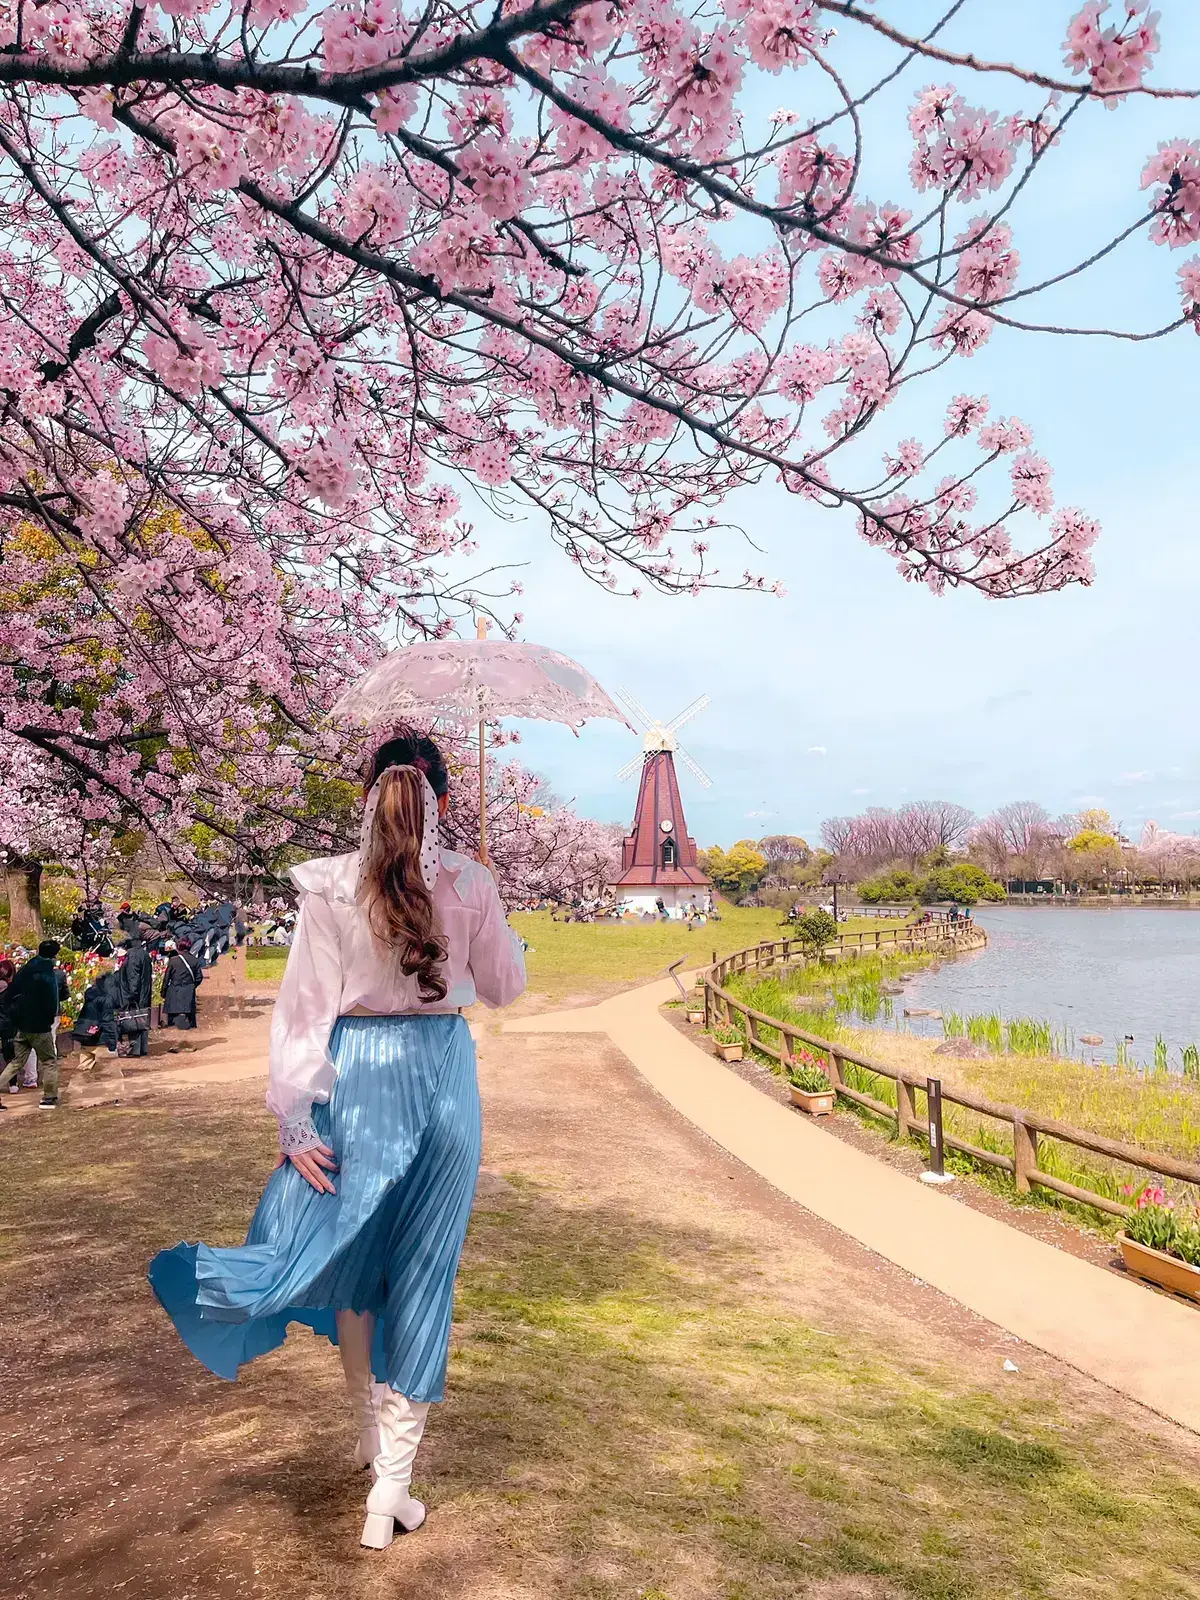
148;1013;481;1402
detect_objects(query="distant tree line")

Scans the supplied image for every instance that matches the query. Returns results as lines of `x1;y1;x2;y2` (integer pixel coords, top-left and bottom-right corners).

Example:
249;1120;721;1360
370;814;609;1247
822;803;1200;895
700;804;1200;909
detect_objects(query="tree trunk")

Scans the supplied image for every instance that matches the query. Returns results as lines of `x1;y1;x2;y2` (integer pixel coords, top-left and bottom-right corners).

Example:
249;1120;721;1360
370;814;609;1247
5;859;44;944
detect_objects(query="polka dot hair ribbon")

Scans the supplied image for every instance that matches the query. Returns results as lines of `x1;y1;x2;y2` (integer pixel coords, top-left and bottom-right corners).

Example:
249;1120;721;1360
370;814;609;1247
354;764;442;900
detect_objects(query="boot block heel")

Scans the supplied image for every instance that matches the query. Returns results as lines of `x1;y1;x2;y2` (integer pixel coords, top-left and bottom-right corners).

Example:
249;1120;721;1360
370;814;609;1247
360;1511;395;1549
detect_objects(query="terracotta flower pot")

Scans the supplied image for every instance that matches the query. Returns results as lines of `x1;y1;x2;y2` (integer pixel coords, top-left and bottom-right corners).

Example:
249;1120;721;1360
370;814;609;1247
789;1084;836;1117
716;1042;743;1062
686;1009;705;1024
1118;1233;1200;1301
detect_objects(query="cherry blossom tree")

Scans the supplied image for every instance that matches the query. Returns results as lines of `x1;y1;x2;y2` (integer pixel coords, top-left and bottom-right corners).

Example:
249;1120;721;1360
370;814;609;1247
1138;820;1200;889
441;750;623;904
1;0;1197;863
0;733;116;938
820;799;975;871
968;799;1062;879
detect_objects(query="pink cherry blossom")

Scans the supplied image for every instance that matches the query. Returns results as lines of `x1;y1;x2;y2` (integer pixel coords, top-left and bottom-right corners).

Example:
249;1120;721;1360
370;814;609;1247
1141;139;1200;247
1064;3;1160;105
944;395;989;437
0;0;1191;868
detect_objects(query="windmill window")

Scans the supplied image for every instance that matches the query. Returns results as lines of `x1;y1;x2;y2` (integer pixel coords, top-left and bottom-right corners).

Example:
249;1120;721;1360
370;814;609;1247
661;837;677;867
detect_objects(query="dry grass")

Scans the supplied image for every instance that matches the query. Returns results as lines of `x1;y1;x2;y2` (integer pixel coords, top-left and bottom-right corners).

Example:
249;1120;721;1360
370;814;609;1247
841;1027;1200;1160
4;1090;1200;1599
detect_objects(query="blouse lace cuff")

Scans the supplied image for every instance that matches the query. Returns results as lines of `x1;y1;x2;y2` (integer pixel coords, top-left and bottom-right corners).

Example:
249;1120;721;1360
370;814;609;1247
277;1113;322;1156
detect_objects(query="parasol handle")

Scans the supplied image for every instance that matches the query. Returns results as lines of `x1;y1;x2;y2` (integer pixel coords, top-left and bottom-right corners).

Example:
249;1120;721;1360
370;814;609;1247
477;616;488;865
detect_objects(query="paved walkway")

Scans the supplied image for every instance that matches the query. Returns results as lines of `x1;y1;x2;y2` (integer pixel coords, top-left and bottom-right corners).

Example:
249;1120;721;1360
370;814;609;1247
505;974;1200;1435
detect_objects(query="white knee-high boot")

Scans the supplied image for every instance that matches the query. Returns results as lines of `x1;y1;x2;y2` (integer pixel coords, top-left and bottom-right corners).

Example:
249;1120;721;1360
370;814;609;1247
360;1387;431;1548
336;1310;385;1472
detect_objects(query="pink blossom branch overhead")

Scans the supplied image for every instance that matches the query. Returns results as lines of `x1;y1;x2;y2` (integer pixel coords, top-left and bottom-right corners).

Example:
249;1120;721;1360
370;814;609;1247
0;0;1197;863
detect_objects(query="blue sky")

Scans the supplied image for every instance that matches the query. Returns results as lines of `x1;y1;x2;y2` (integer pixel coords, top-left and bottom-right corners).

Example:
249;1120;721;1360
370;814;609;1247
458;4;1200;848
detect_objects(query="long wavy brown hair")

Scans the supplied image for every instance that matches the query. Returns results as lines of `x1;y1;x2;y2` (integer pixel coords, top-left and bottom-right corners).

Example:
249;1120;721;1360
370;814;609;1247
360;733;450;1004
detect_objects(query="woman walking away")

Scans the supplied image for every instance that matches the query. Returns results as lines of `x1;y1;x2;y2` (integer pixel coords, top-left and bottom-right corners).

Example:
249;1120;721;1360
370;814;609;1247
162;938;203;1031
149;730;526;1548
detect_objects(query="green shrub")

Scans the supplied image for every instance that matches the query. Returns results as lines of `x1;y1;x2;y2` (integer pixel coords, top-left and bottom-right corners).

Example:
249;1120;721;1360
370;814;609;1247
858;868;921;904
793;907;838;957
712;1022;744;1046
919;863;1005;905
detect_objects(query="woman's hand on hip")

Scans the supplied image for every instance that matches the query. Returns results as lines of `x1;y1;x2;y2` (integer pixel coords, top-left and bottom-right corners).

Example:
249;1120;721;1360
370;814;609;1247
275;1142;338;1194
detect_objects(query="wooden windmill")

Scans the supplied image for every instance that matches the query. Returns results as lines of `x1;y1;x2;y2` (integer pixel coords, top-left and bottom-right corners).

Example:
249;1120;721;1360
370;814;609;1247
608;691;713;916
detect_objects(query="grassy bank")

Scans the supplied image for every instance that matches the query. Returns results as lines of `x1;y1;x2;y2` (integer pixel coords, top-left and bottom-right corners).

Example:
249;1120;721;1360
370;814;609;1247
5;1087;1200;1597
726;958;1200;1220
246;905;909;999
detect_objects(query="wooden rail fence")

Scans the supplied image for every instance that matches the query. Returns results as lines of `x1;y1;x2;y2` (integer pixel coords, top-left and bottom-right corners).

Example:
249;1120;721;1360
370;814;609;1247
702;933;1200;1220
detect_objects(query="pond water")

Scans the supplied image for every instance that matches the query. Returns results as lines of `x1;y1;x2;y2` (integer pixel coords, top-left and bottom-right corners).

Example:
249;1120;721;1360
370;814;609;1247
892;906;1200;1069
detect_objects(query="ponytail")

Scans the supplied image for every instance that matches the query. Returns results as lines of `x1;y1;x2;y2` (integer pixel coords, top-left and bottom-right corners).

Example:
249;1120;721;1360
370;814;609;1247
361;766;448;1003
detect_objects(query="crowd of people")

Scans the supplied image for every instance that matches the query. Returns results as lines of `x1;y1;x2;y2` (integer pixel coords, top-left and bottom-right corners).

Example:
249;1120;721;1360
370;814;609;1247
70;895;248;965
0;891;256;1110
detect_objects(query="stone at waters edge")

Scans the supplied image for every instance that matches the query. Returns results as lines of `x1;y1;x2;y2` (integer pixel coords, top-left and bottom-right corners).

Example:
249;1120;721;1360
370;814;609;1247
904;1008;942;1019
933;1038;991;1059
1080;1034;1103;1046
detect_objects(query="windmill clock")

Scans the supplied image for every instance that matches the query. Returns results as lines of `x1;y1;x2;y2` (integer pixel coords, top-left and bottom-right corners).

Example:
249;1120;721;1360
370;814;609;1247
607;691;714;918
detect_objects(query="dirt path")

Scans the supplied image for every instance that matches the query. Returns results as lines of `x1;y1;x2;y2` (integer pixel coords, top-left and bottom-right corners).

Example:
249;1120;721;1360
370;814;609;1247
3;994;1199;1599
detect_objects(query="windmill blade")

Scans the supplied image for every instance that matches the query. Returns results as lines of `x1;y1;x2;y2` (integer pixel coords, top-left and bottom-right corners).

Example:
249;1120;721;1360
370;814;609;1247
616;687;654;731
665;693;710;735
615;753;645;782
676;743;713;789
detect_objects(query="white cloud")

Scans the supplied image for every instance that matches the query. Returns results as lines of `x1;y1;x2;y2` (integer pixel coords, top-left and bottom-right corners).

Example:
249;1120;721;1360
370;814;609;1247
851;787;869;795
1119;771;1152;783
806;745;827;756
1170;809;1200;821
745;809;773;819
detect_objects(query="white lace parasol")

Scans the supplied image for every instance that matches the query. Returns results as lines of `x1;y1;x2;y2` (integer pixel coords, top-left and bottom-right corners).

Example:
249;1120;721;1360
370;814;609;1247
330;638;630;731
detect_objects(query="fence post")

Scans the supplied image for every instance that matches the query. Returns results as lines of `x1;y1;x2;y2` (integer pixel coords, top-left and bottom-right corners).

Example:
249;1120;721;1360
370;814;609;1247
926;1078;945;1175
1013;1115;1038;1194
895;1074;917;1140
826;1051;845;1091
780;1030;793;1074
703;980;711;1031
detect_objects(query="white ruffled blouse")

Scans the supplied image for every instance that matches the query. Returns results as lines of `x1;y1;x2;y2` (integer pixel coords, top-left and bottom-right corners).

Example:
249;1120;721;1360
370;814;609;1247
266;848;526;1153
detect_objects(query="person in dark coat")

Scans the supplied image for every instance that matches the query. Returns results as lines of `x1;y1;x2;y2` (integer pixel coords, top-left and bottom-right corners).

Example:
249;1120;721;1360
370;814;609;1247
162;938;203;1030
112;936;153;1057
71;969;119;1079
0;941;70;1106
0;958;16;1077
213;900;235;959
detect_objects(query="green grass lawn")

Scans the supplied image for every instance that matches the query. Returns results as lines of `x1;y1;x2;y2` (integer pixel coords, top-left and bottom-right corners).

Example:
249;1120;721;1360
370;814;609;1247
245;903;904;998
